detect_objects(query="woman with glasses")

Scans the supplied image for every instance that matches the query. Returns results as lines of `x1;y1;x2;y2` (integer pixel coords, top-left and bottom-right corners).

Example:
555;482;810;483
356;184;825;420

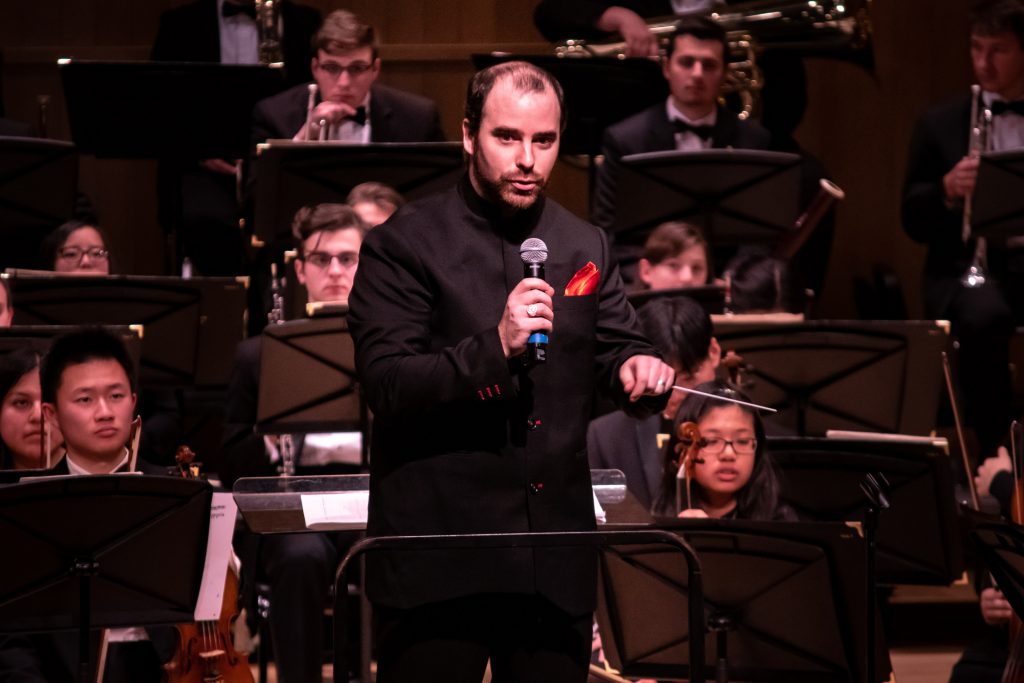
39;219;111;275
656;380;796;521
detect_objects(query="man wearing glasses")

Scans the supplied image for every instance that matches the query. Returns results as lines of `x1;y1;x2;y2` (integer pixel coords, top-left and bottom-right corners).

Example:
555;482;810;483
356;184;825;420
221;202;366;683
250;9;446;145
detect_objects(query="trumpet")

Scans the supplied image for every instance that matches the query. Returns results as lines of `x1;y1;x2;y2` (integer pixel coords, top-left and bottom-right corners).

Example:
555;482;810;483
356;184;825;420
303;83;331;141
961;84;991;289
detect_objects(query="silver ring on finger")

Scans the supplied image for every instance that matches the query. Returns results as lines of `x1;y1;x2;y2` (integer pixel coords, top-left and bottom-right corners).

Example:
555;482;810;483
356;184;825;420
526;303;538;317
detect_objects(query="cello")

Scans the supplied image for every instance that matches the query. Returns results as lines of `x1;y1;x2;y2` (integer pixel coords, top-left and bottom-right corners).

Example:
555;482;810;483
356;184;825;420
162;446;254;683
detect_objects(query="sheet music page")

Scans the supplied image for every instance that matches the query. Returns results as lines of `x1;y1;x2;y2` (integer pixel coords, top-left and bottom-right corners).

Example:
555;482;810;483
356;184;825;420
300;491;370;530
194;492;237;621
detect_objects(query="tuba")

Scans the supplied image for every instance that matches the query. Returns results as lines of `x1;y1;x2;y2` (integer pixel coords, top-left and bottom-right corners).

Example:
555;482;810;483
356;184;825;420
256;0;284;67
553;0;874;117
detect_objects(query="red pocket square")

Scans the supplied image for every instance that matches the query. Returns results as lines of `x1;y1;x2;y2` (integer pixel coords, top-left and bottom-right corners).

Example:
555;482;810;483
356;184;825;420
565;261;599;296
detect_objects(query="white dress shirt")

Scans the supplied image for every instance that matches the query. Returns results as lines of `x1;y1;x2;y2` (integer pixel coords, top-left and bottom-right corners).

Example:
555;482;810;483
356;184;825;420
666;98;717;152
218;0;260;65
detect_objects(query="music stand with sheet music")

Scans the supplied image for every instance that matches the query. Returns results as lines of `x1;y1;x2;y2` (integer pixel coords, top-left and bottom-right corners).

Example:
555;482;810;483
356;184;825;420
0;137;77;269
4;272;246;387
254;141;463;242
972;148;1024;242
610;149;802;249
0;475;212;683
470;54;669;157
0;324;142;365
769;436;963;585
712;319;951;436
596;520;890;683
628;285;726;315
59;60;287;159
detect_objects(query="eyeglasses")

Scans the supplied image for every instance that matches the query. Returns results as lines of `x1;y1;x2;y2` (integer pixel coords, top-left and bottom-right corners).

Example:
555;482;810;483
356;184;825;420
317;61;374;78
700;437;757;456
304;251;359;269
58;246;109;262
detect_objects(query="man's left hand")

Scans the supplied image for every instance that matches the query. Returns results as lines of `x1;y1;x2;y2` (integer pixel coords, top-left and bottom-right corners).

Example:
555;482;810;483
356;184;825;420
619;355;675;403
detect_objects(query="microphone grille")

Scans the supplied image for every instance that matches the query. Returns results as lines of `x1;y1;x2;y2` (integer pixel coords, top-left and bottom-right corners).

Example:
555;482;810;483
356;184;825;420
520;238;548;264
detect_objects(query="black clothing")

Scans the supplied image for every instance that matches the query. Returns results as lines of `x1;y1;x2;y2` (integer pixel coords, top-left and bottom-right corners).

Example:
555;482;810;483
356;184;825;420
587;411;664;512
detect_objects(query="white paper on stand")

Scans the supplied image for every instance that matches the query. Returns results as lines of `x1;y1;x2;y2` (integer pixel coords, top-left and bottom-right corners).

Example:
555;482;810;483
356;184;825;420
194;492;237;621
301;491;370;530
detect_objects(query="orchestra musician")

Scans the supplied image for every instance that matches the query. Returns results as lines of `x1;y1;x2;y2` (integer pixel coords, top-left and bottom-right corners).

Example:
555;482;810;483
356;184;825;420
0;348;63;470
39;220;112;276
347;60;674;681
221;203;366;683
636;221;710;291
902;0;1024;461
347;181;405;228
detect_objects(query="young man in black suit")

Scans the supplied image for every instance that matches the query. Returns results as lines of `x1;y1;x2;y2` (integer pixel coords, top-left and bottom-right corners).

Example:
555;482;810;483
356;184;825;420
348;60;674;682
249;9;445;146
902;0;1024;461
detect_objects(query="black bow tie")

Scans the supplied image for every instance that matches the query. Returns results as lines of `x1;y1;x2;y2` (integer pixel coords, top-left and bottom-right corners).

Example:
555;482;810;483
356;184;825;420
671;119;714;141
347;106;367;126
222;1;256;19
991;99;1024;116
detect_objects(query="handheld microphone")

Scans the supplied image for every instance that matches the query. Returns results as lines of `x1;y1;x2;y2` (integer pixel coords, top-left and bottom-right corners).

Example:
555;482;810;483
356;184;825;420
520;238;549;365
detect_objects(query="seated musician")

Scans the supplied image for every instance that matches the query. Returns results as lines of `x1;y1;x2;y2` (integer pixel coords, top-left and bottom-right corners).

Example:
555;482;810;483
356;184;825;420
588;295;720;512
250;9;445;147
346;181;404;227
637;220;710;291
655;379;795;520
721;246;801;314
39;220;111;275
0;348;63;470
902;0;1024;461
222;203;365;683
0;279;12;327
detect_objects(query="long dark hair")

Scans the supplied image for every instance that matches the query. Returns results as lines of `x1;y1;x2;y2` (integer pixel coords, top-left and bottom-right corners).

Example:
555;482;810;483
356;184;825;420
655;380;785;520
0;347;42;469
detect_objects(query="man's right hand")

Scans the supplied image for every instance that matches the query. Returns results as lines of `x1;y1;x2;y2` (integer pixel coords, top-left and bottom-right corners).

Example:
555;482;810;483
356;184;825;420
597;7;658;58
976;445;1012;498
498;278;554;358
943;156;980;202
981;586;1013;626
293;101;362;140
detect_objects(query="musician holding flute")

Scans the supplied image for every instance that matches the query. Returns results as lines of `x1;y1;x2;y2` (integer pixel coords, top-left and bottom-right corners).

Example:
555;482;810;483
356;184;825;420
901;0;1024;462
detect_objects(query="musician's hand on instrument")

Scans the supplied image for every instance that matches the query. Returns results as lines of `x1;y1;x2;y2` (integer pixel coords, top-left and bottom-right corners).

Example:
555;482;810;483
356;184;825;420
619;355;675;402
497;278;554;358
943;156;980;201
200;158;241;175
598;7;659;58
980;586;1013;626
678;508;709;518
976;445;1012;499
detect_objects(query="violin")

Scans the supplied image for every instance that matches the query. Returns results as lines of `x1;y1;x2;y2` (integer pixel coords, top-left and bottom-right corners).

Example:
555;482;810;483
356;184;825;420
673;421;705;514
162;446;254;683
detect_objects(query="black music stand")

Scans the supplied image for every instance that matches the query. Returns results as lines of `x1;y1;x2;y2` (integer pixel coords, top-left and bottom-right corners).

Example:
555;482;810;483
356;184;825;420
966;509;1024;622
628;285;726;315
254;142;463;242
0;475;212;683
611;149;802;248
972;148;1024;242
0;324;142;364
769;436;962;585
596;520;889;683
59;60;286;159
5;273;246;387
713;319;950;435
0;137;77;269
257;315;363;436
470;54;669;157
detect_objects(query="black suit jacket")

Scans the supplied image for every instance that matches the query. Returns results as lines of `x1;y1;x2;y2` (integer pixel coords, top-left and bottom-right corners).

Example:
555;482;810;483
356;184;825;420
348;178;665;616
593;101;771;230
151;0;321;87
587;412;664;512
249;81;446;148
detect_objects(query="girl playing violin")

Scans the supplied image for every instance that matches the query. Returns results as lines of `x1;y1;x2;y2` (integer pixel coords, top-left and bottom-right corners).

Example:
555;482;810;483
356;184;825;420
656;380;796;521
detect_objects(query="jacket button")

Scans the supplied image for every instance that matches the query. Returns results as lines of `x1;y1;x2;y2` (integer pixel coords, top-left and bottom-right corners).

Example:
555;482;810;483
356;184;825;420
529;482;544;495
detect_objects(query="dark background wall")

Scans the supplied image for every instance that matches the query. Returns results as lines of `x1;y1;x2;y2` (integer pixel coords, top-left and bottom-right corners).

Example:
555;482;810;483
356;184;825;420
0;1;972;317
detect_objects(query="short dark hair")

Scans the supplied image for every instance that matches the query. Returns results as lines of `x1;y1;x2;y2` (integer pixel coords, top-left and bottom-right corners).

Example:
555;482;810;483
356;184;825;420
723;247;799;313
346;182;405;213
657;379;784;520
642;221;708;265
40;327;136;404
39;219;112;272
291;203;367;244
313;9;378;59
971;0;1024;46
636;296;713;376
464;61;567;137
666;15;728;60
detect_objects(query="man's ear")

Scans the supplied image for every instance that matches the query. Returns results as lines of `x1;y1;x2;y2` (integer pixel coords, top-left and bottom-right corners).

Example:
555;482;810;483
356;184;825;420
462;119;475;157
707;337;722;369
370;57;381;80
638;258;653;286
130;393;138;415
41;402;56;427
294;258;306;286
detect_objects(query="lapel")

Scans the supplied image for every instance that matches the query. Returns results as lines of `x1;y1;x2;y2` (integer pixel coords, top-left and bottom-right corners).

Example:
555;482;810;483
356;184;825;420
647;104;677;153
369;86;390;143
710;105;739;149
197;0;222;62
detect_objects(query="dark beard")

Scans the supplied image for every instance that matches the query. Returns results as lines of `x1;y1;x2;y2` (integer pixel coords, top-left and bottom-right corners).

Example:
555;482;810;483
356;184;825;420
470;153;545;213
